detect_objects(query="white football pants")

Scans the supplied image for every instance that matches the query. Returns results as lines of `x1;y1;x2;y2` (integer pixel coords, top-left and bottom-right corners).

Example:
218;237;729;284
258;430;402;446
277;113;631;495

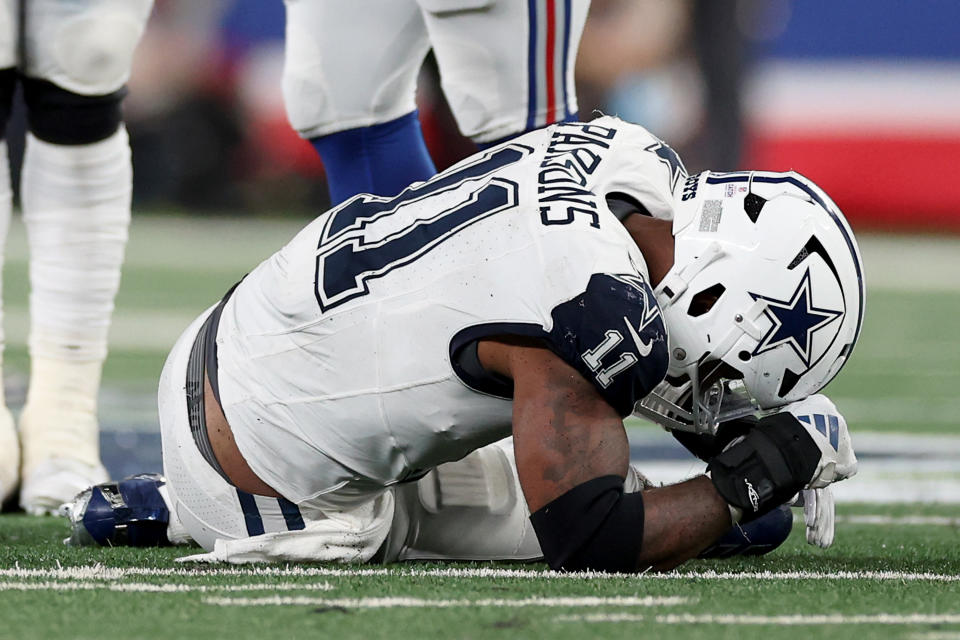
283;0;589;143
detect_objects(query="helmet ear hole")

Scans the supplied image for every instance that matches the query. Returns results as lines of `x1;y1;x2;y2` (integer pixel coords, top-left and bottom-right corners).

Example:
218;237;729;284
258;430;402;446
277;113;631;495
744;193;766;222
687;284;726;317
777;368;802;398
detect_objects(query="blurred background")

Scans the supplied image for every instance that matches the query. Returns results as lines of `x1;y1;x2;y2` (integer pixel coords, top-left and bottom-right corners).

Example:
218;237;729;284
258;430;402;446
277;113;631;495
2;0;959;497
6;0;958;228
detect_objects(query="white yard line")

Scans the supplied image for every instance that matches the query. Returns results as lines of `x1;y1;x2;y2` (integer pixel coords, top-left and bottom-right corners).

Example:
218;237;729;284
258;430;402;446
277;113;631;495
626;458;960;504
0;581;332;593
201;595;690;609
559;613;960;625
5;566;960;582
660;613;960;626
836;515;960;526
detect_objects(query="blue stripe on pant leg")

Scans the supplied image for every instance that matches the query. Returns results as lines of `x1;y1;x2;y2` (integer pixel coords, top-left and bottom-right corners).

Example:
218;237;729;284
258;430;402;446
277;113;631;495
278;497;306;531
237;489;265;536
526;0;538;131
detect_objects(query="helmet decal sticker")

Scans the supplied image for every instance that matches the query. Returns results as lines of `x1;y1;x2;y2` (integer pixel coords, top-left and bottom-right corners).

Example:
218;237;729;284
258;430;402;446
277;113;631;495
749;268;843;368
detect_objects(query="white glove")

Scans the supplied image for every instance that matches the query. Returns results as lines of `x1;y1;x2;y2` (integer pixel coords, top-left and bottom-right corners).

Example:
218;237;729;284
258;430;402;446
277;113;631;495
792;487;835;549
782;394;857;489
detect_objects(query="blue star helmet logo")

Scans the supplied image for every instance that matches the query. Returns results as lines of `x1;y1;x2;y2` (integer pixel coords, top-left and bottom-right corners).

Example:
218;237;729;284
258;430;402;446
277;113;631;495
645;140;687;194
750;269;843;368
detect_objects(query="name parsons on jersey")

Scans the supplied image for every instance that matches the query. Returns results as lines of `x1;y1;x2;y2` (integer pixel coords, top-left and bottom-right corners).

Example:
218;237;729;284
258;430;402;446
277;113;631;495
537;123;617;229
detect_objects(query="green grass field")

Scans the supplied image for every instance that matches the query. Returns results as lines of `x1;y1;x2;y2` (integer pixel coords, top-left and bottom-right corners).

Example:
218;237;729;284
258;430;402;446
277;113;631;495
2;504;960;640
1;216;959;639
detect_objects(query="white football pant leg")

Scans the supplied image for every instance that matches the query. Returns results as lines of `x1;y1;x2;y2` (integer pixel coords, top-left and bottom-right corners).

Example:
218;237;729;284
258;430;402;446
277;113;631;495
282;0;430;139
0;141;16;504
22;0;154;96
159;312;393;563
0;0;15;71
391;439;542;562
418;0;589;142
17;129;132;514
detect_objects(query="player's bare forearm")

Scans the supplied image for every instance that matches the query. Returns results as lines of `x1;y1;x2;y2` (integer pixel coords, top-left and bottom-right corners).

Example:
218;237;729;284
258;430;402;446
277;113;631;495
638;476;732;571
508;343;630;512
479;337;731;571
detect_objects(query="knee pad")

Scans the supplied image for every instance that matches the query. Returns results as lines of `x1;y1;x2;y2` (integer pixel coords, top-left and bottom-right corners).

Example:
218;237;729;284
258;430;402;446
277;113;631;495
0;68;15;138
416;444;519;516
27;0;152;96
22;77;124;145
394;442;542;562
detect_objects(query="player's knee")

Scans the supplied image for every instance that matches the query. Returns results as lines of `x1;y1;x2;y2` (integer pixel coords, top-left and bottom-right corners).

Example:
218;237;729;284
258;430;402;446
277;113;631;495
43;8;147;95
21;78;124;145
417;444;520;516
0;68;16;139
394;444;542;562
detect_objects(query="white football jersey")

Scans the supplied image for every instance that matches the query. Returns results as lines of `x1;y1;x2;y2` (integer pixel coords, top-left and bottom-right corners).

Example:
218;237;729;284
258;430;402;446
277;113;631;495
216;117;685;504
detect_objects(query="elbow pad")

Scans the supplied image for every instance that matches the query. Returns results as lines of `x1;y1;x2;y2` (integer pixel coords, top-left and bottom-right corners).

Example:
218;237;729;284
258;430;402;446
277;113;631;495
707;413;820;522
529;475;645;573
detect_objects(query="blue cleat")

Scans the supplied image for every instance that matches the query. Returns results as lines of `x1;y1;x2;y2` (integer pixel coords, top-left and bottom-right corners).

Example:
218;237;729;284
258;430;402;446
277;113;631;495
61;473;173;547
699;504;794;559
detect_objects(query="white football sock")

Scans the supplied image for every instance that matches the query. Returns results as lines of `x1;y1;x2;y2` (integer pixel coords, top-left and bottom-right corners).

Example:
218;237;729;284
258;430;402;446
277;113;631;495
0;141;17;503
18;128;131;507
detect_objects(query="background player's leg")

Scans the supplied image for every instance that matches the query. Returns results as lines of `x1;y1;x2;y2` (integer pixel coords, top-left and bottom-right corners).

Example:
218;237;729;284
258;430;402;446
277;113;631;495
17;102;129;513
0;67;17;505
282;0;434;205
17;0;153;514
420;0;590;146
310;111;436;206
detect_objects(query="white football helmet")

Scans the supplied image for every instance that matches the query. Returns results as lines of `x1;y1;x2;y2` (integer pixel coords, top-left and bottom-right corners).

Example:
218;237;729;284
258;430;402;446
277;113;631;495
636;170;865;434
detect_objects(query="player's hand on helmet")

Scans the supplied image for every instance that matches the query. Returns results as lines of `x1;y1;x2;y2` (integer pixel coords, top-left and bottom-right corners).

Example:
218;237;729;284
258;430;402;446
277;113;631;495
790;487;835;549
704;393;853;525
779;394;857;489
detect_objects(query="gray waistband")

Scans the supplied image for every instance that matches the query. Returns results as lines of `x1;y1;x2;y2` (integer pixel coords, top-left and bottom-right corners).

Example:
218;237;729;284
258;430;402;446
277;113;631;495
185;308;232;484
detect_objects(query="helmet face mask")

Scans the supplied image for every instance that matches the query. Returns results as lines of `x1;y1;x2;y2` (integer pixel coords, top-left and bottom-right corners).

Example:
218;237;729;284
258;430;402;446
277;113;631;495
637;362;759;434
636;170;865;434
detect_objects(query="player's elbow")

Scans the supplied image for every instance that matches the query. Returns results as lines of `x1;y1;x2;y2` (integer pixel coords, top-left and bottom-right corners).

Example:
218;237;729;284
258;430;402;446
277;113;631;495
530;476;647;573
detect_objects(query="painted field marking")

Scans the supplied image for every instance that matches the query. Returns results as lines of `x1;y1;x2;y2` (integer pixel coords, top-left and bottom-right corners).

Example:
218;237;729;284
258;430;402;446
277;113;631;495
202;595;691;609
4;566;960;583
0;581;333;593
837;515;960;526
658;613;960;626
558;613;960;626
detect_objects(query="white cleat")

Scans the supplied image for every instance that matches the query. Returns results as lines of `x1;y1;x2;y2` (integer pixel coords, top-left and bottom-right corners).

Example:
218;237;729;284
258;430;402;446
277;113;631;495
0;406;19;506
20;458;109;516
